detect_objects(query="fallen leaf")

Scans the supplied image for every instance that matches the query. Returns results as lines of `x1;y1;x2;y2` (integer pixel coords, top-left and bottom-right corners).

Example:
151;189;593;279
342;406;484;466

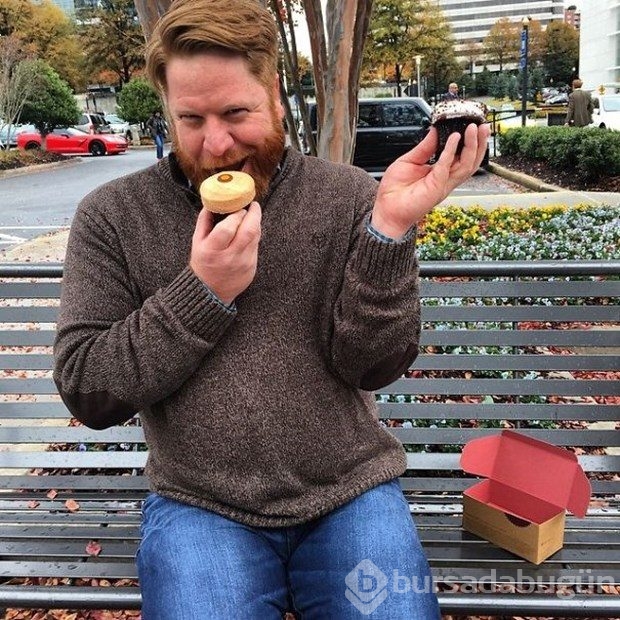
27;500;40;509
85;540;102;556
65;499;80;512
46;489;58;500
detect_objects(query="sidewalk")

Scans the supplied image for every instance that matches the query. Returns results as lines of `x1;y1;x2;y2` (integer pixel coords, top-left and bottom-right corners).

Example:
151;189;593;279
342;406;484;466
1;162;618;263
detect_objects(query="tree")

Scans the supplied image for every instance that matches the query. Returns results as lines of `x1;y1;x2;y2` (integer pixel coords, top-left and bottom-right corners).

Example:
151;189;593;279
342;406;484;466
543;21;579;87
475;66;492;96
132;0;374;166
78;0;146;88
116;77;161;124
0;0;84;90
462;41;484;77
489;72;508;99
526;19;545;66
0;34;37;133
363;0;458;99
19;60;81;147
483;18;519;71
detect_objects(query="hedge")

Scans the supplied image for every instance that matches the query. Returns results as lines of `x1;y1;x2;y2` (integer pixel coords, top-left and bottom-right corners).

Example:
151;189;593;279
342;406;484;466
498;126;620;182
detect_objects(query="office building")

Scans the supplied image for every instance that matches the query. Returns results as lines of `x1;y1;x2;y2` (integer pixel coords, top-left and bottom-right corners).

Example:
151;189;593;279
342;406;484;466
579;1;620;91
436;0;565;70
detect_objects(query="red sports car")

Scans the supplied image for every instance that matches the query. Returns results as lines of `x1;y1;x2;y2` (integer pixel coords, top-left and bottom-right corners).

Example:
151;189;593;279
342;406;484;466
17;127;128;156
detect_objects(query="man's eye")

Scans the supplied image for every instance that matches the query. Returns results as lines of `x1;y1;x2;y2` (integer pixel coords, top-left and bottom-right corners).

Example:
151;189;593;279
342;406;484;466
226;108;248;117
179;115;201;123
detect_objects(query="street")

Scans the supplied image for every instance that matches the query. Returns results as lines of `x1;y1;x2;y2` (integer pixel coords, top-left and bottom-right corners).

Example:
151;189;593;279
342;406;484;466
0;148;160;248
0;145;521;250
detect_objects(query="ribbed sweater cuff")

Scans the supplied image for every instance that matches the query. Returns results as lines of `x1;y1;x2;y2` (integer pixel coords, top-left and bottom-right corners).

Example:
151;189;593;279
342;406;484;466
160;267;236;339
354;225;418;284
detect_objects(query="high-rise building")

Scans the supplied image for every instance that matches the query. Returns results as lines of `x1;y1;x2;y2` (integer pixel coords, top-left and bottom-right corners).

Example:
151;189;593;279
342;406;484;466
579;1;620;91
49;0;98;16
435;0;565;70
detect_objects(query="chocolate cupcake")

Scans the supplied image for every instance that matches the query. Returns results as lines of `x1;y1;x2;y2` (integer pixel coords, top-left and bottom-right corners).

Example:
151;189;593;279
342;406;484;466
431;100;487;160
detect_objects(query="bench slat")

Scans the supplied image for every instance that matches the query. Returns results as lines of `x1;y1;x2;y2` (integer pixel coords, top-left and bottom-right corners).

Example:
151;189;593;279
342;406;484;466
1;352;618;373
0;427;145;443
5;376;617;396
0;282;61;298
7;305;619;323
383;377;620;396
0;331;55;346
421;306;620;322
412;354;620;371
419;330;620;346
0;451;146;469
1;329;616;348
390;428;619;447
419;280;620;297
0;308;57;322
405;453;620;473
378;403;618;421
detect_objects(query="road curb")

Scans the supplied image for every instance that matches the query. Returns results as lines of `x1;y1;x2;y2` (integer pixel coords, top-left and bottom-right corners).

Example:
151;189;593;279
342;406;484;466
0;157;82;179
487;162;565;193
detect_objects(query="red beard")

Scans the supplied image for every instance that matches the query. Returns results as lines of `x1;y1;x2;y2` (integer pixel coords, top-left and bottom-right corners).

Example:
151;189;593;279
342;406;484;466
173;111;286;203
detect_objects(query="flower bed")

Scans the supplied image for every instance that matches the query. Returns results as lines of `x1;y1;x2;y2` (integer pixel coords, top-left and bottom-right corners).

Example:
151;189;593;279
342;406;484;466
417;204;619;261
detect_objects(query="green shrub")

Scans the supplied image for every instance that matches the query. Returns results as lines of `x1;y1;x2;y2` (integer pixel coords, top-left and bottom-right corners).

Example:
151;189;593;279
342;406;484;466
498;126;620;181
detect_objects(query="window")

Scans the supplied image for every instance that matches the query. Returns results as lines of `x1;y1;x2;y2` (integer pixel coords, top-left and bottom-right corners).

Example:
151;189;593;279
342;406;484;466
358;104;382;128
383;103;425;127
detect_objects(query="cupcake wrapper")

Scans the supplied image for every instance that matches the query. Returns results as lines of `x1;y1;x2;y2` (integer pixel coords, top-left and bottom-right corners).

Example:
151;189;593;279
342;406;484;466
434;117;482;160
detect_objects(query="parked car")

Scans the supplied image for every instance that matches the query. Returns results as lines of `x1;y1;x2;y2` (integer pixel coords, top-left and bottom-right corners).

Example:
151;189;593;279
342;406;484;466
17;127;128;156
74;112;112;134
300;97;489;174
0;124;34;149
104;113;132;139
590;94;620;131
545;93;569;106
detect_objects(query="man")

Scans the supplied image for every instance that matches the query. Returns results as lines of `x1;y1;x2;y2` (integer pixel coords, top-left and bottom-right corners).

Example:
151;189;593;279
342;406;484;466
565;78;594;127
146;110;167;158
443;82;460;101
53;0;488;617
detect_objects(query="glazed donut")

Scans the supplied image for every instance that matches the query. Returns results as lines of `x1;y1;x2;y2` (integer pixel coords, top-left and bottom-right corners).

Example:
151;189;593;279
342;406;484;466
199;171;256;214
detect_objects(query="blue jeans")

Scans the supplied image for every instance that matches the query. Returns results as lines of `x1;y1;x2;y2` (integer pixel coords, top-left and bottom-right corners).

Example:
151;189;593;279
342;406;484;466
154;134;164;159
137;480;440;619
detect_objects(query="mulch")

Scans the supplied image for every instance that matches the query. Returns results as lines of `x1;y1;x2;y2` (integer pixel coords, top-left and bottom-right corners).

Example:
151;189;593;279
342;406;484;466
494;155;620;193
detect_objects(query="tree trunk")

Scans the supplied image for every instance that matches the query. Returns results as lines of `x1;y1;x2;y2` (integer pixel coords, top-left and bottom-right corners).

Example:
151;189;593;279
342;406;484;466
304;0;372;164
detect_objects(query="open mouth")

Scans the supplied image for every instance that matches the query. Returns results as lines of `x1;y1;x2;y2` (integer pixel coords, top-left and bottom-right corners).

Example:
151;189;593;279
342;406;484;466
213;158;248;174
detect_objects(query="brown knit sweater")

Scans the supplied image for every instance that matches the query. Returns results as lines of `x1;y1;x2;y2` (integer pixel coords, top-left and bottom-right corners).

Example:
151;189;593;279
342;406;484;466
53;147;422;527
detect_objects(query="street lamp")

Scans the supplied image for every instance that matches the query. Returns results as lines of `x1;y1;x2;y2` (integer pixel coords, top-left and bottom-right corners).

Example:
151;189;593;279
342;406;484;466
414;55;424;100
520;16;531;127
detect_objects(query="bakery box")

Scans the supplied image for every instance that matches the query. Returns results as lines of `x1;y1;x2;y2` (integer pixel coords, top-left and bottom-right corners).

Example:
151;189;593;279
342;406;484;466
460;429;591;564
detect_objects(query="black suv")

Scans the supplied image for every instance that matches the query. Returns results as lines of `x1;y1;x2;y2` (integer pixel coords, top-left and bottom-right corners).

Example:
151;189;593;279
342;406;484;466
300;97;488;174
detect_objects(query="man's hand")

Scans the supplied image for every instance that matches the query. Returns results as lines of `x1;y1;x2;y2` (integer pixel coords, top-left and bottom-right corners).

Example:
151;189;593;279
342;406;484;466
371;122;490;239
189;202;262;305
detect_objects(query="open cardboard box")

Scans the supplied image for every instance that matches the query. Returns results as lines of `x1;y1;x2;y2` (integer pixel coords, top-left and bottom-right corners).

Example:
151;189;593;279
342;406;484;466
460;430;591;564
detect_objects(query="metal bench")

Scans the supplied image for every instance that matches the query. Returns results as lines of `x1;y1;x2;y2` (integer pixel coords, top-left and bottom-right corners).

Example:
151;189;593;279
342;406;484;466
0;261;618;616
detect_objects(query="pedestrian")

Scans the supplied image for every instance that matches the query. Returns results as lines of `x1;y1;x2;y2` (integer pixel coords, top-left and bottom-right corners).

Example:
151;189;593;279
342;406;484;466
146;110;167;158
565;78;594;127
53;0;488;618
443;82;460;101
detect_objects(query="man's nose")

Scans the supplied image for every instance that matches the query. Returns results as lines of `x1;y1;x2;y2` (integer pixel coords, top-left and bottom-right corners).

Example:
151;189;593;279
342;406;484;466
202;118;235;158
